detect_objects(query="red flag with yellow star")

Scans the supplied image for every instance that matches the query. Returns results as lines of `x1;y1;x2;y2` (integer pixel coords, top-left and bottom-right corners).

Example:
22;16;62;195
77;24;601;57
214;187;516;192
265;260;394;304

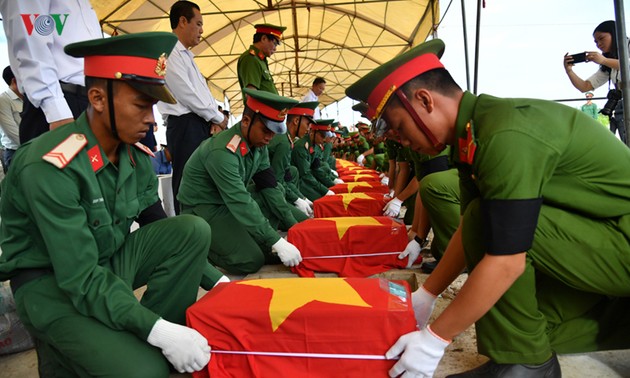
287;216;409;277
335;159;359;170
329;181;389;195
339;173;381;182
187;277;417;378
337;167;379;176
313;192;386;217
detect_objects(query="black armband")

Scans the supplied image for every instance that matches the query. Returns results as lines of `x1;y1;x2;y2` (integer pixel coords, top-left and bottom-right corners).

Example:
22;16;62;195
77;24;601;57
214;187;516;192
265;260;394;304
137;200;168;227
310;157;321;169
481;198;543;255
419;155;449;179
284;168;293;182
253;168;278;190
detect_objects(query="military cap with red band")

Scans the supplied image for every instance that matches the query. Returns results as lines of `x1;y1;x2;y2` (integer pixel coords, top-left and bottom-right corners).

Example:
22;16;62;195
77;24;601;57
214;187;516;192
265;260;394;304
345;39;445;120
254;23;287;40
243;87;299;134
311;118;335;131
287;101;319;119
65;32;178;104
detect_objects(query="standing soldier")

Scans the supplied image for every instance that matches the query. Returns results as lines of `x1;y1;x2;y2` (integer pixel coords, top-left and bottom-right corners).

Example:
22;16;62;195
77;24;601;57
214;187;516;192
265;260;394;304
237;23;286;98
268;101;319;218
0;32;214;376
347;38;630;378
178;88;304;275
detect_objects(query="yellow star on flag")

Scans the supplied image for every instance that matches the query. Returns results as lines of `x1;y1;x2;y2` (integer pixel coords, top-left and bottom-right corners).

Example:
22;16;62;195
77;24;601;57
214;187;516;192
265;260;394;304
339;193;373;210
348;174;376;182
337;160;356;168
320;216;382;239
238;278;372;331
345;182;370;193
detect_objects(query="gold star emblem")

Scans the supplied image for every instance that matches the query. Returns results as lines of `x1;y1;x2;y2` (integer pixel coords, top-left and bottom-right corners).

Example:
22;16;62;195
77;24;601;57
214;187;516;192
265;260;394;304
348;174;376;182
155;53;167;76
320;216;382;239
338;193;373;210
238;278;371;331
345;182;370;193
277;108;288;119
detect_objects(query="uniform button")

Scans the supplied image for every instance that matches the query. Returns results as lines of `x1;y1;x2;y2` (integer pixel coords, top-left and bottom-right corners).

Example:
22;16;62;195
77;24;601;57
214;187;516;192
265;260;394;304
93;220;100;226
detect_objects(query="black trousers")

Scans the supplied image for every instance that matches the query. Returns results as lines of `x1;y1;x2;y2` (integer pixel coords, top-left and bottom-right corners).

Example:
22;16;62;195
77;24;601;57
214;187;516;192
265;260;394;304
19;84;89;144
165;113;210;214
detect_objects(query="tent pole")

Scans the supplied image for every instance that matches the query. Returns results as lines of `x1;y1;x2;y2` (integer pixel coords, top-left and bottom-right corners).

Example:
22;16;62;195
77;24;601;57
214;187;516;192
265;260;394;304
473;0;482;95
460;0;471;91
613;0;630;147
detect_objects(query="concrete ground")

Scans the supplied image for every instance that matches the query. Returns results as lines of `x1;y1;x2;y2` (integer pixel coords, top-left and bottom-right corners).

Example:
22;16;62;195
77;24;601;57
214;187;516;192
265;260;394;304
2;261;629;377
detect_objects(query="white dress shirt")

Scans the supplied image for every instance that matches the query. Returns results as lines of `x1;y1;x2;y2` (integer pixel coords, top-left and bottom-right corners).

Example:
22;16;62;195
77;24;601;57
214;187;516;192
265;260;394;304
157;40;224;124
0;0;102;123
0;89;22;150
302;89;321;119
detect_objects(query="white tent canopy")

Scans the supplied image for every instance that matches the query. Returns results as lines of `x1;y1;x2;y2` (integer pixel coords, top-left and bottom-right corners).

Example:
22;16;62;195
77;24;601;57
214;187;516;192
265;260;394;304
92;0;439;115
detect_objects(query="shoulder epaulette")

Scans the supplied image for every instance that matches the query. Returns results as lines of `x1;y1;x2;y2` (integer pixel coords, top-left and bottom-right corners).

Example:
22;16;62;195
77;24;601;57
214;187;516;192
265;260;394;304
249;49;256;56
42;133;88;169
305;142;309;150
134;142;155;158
226;134;242;153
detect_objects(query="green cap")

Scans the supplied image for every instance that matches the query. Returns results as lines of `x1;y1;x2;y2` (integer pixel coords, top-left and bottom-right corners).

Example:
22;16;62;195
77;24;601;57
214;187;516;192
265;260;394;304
345;39;445;120
65;32;178;104
254;24;287;40
351;102;369;118
243;88;299;134
288;101;319;123
311;118;334;131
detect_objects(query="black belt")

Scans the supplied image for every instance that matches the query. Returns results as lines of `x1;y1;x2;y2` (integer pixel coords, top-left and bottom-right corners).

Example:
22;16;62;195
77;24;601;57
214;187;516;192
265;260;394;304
9;268;52;294
60;81;87;97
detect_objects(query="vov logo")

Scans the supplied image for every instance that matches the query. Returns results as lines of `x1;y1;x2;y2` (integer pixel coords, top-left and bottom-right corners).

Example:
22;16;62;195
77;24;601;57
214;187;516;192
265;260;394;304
20;14;70;36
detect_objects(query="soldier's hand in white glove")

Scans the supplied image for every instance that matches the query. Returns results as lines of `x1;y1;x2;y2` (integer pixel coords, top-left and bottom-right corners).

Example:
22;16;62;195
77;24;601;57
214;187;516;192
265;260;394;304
383;197;403;217
325;190;336;196
398;237;424;268
303;197;313;207
357;154;366;166
411;286;438;329
147;319;211;373
381;176;390;186
384;189;395;200
386;327;450;378
331;169;339;177
294;198;313;217
271;237;303;267
333;178;344;185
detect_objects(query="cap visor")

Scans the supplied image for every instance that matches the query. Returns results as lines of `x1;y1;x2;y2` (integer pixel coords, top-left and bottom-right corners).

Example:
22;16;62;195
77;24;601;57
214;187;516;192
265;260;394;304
127;81;176;104
261;117;287;134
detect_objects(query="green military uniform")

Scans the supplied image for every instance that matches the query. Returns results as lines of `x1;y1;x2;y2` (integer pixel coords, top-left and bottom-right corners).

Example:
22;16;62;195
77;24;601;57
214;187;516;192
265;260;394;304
0;115;212;376
453;91;630;363
179;123;294;274
292;134;332;201
373;140;387;172
237;44;278;95
0;32;215;377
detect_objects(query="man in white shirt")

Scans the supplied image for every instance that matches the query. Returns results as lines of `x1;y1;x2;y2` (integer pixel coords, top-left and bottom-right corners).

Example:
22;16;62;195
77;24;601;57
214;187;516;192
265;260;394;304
302;77;326;119
0;0;102;143
0;66;23;172
157;0;227;215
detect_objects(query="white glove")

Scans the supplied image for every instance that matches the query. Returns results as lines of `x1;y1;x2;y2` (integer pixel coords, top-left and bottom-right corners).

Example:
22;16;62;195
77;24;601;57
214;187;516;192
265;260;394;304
303;197;313;207
386;327;450;378
212;275;230;288
383;197;403;217
381;176;390;186
384;189;395;200
331;169;339;177
147;319;211;373
411;286;438;329
398;238;423;268
333;178;344;185
271;237;303;267
379;172;386;179
294;198;313;217
357;154;365;166
325;190;336;196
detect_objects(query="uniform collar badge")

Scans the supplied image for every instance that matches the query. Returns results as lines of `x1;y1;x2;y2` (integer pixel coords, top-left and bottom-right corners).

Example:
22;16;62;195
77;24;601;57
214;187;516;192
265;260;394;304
88;145;104;172
458;122;476;164
239;141;249;156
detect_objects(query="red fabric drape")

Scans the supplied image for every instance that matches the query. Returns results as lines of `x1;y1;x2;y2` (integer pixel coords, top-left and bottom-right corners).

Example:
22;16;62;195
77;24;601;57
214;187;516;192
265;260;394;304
313;193;386;217
329;181;389;195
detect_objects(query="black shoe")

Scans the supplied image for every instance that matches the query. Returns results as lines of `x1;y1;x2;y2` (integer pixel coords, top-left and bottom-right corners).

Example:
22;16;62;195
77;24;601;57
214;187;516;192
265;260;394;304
421;260;438;273
446;354;561;378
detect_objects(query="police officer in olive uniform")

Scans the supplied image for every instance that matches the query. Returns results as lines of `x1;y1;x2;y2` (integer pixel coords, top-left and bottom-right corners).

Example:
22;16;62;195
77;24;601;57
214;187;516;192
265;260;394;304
292;118;342;201
0;33;215;377
237;23;286;99
178;88;304;275
348;39;630;378
268;101;319;218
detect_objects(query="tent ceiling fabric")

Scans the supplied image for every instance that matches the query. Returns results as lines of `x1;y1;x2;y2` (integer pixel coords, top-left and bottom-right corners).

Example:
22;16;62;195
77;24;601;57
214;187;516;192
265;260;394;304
92;0;439;116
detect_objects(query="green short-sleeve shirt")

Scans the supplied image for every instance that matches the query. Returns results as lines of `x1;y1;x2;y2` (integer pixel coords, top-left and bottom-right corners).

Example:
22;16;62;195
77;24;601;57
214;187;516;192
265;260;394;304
237;45;278;98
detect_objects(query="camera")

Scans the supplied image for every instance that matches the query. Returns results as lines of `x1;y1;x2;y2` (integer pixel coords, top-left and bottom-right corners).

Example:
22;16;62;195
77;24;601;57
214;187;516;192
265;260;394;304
600;89;623;117
569;52;587;64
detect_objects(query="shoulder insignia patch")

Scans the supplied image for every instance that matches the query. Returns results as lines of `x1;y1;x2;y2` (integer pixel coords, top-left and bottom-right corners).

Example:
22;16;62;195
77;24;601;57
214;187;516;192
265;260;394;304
226;134;242;153
305;142;309;150
134;142;155;158
249;49;256;56
239;141;249;156
458;122;477;164
88;145;104;172
42;133;88;169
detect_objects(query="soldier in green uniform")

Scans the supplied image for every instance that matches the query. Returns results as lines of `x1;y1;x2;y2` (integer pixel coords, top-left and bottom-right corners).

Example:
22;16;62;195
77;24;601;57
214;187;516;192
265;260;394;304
237;23;286;99
348;39;630;378
268;101;319;218
0;33;215;377
178;88;304;275
291;118;343;201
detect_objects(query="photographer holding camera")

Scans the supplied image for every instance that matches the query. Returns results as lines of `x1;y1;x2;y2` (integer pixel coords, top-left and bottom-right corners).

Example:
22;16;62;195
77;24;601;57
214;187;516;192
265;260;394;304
564;20;628;143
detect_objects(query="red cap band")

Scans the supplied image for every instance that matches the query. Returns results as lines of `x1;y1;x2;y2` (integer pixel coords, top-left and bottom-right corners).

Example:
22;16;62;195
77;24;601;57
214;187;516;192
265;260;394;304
310;124;331;131
287;106;315;117
366;53;443;119
246;96;287;121
255;26;283;39
84;55;165;80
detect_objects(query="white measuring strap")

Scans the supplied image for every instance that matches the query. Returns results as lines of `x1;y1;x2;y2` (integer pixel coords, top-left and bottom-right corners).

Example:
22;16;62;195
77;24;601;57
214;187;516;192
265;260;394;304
302;251;401;260
211;350;395;360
